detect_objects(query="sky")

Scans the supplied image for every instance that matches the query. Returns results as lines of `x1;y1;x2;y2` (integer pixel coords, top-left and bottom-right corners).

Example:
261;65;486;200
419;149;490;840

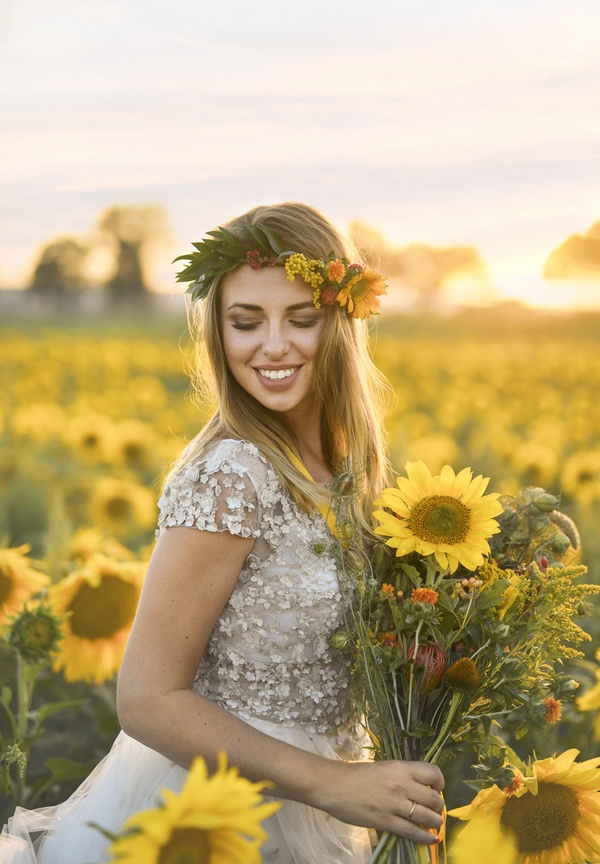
1;0;600;309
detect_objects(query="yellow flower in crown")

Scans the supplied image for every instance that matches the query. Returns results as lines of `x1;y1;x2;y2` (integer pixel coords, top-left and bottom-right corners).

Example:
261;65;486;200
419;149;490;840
448;749;600;864
48;553;145;683
335;267;387;320
373;461;503;573
110;753;280;864
0;545;50;626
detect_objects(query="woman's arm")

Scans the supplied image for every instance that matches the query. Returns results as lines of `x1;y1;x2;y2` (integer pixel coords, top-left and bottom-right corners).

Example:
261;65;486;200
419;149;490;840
117;526;444;844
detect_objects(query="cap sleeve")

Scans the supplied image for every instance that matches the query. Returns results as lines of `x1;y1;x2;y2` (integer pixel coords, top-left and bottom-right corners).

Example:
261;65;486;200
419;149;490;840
157;440;268;539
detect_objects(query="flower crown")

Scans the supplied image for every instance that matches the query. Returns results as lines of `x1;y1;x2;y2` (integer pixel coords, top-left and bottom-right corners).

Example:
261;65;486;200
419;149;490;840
174;225;387;320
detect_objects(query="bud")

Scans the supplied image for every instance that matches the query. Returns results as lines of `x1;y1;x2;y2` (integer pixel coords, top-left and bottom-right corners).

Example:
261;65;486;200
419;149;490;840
331;472;356;496
344;548;364;572
532;492;560;512
330;630;350;650
550;533;571;554
341;522;356;542
408;641;448;689
7;603;63;663
509;530;529;544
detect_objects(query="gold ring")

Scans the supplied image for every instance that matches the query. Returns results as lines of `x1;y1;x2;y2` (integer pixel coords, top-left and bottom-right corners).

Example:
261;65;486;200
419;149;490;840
408;800;417;820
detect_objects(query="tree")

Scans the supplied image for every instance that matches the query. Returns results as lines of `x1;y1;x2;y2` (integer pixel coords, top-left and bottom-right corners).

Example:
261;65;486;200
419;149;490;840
98;205;167;306
350;221;487;311
544;221;600;280
29;238;88;298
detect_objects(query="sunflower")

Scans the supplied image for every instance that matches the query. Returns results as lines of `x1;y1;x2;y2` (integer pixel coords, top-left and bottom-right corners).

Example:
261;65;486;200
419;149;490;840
68;527;134;564
560;448;600;506
90;477;156;535
448;749;600;864
63;412;115;464
48;553;145;683
112;419;156;468
335;267;387;319
110;753;280;864
373;462;503;573
576;648;600;740
0;545;50;626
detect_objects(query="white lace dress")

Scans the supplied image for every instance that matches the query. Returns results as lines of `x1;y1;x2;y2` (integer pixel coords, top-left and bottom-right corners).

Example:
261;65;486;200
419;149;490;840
1;439;372;864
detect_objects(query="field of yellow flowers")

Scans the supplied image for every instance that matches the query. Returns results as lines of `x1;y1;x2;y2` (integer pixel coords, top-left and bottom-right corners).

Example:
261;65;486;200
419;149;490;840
1;309;599;822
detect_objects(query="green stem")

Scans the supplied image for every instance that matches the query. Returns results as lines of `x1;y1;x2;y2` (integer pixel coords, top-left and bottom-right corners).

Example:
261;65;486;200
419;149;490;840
406;621;423;735
15;657;36;806
423;689;463;763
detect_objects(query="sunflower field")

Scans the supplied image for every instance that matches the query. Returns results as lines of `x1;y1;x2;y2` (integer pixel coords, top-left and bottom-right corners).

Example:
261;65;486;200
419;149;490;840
1;308;600;841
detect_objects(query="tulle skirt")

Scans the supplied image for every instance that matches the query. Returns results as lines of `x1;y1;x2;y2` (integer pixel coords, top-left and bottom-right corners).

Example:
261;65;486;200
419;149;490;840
0;715;373;864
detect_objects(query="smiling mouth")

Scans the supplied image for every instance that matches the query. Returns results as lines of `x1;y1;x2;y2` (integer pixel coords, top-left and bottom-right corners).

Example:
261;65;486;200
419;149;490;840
257;366;299;380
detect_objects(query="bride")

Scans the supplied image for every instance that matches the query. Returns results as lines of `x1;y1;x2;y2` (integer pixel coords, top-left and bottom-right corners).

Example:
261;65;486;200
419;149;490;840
1;201;444;864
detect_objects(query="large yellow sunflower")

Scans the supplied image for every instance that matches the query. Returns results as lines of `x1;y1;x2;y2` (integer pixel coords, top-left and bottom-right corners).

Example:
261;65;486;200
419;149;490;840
373;462;503;573
110;753;280;864
448;749;600;864
335;267;387;319
48;553;145;683
0;545;50;626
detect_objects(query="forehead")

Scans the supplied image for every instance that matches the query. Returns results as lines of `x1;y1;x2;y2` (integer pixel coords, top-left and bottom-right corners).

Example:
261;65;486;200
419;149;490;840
220;265;315;311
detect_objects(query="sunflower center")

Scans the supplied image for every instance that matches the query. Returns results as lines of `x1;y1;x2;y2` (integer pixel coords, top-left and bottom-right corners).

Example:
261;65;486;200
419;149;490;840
68;577;139;639
0;567;13;605
157;828;210;864
408;496;470;544
500;781;579;852
104;495;133;520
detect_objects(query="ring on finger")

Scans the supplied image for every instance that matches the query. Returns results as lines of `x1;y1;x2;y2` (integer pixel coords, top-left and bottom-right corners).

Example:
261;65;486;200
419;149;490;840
407;800;417;821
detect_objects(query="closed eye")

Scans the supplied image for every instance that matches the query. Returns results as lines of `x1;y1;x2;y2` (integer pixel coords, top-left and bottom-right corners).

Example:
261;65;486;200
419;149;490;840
291;319;318;328
231;321;259;331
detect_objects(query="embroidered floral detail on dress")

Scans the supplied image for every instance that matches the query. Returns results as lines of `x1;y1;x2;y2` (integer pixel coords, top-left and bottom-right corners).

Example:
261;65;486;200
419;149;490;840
157;439;357;735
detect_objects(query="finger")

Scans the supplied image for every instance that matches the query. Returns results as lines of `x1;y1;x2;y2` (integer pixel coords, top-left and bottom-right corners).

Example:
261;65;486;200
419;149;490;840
410;762;445;791
402;801;443;832
417;786;445;815
390;817;440;846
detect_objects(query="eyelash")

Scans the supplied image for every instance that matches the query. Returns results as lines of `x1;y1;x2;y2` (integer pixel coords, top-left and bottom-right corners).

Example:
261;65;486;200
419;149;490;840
231;320;318;331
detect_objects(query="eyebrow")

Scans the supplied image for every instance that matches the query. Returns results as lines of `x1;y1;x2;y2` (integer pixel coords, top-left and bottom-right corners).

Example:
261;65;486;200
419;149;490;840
225;301;316;312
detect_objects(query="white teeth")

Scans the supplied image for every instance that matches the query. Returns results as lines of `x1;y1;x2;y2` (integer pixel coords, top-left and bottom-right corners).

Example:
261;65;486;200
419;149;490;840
258;367;298;380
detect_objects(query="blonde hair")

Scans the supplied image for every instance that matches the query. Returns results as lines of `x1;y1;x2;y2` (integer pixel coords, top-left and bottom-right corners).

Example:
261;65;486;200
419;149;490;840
177;202;392;531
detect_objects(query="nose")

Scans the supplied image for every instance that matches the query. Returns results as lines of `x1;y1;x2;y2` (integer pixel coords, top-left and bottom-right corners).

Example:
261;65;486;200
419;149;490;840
262;322;289;358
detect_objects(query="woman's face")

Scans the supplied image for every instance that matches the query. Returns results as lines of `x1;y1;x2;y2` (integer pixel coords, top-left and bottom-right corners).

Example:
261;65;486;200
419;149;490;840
220;265;327;428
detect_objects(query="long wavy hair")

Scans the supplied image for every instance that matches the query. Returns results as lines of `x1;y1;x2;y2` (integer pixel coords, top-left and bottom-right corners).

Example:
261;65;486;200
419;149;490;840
175;202;392;532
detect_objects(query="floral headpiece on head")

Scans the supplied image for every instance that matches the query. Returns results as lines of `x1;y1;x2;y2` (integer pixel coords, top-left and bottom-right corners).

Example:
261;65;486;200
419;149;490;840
175;225;387;320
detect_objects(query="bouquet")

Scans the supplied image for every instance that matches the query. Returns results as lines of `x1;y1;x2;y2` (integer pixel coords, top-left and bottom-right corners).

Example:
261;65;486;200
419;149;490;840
329;462;598;864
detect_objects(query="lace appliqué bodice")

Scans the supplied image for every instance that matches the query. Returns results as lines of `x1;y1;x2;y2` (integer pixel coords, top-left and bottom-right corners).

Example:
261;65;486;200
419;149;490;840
157;439;357;736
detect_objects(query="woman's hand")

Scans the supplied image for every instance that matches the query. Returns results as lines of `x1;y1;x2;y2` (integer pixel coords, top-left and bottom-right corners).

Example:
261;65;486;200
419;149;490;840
315;758;445;845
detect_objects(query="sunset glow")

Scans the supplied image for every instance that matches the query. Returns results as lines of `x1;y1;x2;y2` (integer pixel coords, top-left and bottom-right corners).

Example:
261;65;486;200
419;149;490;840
1;0;599;309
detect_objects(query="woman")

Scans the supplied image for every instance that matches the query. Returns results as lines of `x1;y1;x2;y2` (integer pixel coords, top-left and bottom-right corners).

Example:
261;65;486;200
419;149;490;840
1;202;444;864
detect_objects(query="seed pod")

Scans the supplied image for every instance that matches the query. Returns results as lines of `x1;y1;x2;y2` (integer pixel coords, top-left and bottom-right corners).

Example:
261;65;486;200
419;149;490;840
330;630;350;650
341;522;356;541
344;548;364;572
331;472;356;496
532;492;560;512
550;532;571;554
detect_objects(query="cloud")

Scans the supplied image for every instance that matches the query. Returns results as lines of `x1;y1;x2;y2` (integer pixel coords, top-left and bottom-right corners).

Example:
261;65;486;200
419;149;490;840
544;221;600;280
